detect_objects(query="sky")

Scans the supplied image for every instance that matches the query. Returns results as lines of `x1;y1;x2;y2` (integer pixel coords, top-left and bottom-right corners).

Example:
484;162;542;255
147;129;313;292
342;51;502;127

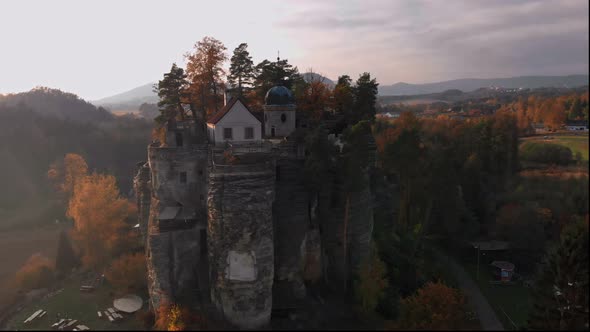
0;0;588;100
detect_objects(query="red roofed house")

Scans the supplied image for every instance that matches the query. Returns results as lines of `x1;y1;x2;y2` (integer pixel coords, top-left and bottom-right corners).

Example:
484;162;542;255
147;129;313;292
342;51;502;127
206;96;262;145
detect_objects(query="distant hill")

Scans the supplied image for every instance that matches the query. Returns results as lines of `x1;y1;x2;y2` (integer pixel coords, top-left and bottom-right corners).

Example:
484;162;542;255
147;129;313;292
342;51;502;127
379;75;589;96
94;73;337;113
92;82;158;112
0;87;113;123
302;72;335;88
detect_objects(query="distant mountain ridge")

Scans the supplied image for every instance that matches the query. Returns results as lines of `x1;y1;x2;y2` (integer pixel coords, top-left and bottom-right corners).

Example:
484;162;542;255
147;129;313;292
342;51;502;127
92;72;336;112
92;83;158;110
379;75;589;96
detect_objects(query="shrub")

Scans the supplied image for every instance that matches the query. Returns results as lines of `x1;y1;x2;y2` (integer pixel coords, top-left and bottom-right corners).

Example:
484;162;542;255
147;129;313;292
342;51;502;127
105;253;146;294
397;281;466;330
15;253;55;291
354;249;389;313
520;141;573;165
154;300;206;331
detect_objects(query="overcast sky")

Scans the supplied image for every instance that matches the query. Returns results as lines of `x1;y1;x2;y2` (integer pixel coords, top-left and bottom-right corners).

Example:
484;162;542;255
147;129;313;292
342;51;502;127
1;0;588;100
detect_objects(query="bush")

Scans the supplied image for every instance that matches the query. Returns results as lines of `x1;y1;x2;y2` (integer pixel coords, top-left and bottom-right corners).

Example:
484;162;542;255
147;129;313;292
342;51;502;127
154;300;206;331
520;142;573;165
104;253;146;294
15;253;55;291
397;281;466;330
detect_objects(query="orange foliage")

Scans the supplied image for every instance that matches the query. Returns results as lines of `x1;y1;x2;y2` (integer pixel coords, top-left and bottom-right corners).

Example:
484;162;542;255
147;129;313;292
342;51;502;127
298;78;333;121
14;253;55;291
105;253;147;294
154;300;206;331
67;172;137;270
48;153;89;197
397;281;466;330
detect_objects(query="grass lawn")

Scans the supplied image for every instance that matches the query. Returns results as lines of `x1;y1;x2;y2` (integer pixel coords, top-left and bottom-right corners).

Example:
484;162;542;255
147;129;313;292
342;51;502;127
462;262;533;330
520;133;589;161
5;276;148;331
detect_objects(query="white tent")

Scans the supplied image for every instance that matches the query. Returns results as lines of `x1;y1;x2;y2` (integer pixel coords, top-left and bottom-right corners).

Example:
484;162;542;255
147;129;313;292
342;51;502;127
113;294;143;313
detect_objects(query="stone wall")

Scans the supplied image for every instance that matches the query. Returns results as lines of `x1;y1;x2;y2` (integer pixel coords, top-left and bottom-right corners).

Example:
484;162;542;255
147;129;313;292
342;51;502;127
207;160;275;329
146;197;207;310
148;144;208;213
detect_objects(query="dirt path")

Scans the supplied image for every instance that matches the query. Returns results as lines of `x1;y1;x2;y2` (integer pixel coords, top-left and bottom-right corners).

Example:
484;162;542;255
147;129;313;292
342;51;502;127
435;250;505;331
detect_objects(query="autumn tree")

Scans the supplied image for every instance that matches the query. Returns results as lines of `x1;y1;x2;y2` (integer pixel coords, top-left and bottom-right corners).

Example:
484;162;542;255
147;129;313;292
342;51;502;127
228;43;256;96
154;63;189;124
105;252;146;294
298;70;333;122
67;172;136;270
528;219;589;330
15;253;55;291
47;153;89;200
185;36;228;118
155;300;205;331
397;281;466;330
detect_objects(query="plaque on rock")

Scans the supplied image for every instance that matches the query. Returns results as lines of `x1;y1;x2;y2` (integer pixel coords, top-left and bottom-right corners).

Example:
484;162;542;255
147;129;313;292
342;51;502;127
226;250;257;281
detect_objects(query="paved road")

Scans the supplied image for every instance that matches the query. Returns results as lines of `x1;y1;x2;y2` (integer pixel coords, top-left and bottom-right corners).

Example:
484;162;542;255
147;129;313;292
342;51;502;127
435;250;505;331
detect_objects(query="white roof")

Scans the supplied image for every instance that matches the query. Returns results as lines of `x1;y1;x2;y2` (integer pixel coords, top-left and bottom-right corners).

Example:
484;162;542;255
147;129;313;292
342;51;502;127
113;294;143;313
158;206;181;220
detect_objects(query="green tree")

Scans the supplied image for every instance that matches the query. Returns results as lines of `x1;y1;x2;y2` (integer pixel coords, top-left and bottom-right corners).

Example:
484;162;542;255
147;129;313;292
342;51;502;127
154;63;189;124
228;43;255;95
354;247;388;313
528;219;589;330
353;72;379;124
333;75;355;124
340;120;373;290
55;230;79;275
568;97;583;120
253;57;306;104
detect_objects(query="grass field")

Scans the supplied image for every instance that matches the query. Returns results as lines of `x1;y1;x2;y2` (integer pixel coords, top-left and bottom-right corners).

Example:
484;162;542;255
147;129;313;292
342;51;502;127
5;276;147;331
462;262;533;330
520;133;589;161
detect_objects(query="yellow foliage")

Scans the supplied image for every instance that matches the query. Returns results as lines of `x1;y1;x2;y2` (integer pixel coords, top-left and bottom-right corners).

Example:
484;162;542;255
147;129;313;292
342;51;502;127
15;253;54;291
105;253;146;294
67;172;136;270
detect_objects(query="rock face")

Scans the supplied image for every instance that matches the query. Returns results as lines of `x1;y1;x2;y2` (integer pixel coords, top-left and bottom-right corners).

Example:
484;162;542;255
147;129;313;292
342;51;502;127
273;152;310;300
146;197;206;310
133;162;151;240
207;159;276;329
134;117;377;328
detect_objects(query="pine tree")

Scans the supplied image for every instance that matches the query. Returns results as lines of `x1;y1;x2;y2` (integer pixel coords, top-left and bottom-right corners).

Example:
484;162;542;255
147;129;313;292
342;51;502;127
228;43;255;95
55;230;79;275
154;63;189;124
353;72;379;124
528;219;589;330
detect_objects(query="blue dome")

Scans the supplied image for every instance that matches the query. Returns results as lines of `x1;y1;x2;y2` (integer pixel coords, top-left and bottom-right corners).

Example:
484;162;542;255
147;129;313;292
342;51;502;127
264;85;295;105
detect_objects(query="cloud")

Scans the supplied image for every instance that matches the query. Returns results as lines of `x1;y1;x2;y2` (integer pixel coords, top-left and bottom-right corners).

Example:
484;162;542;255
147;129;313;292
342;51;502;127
279;0;589;84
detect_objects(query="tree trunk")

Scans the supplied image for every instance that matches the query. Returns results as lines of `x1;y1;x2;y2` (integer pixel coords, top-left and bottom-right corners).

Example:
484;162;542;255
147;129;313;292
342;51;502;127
343;193;350;292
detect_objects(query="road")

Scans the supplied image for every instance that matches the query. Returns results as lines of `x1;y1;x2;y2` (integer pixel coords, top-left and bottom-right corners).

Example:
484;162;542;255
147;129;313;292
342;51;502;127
434;250;505;331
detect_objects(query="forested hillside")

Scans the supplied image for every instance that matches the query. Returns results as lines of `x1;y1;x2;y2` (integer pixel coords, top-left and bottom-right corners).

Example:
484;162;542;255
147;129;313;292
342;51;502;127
0;88;152;229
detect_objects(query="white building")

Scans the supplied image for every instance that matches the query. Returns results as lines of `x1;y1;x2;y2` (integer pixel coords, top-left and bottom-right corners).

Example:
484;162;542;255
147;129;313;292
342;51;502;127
263;85;296;138
565;121;589;132
206;97;262;145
